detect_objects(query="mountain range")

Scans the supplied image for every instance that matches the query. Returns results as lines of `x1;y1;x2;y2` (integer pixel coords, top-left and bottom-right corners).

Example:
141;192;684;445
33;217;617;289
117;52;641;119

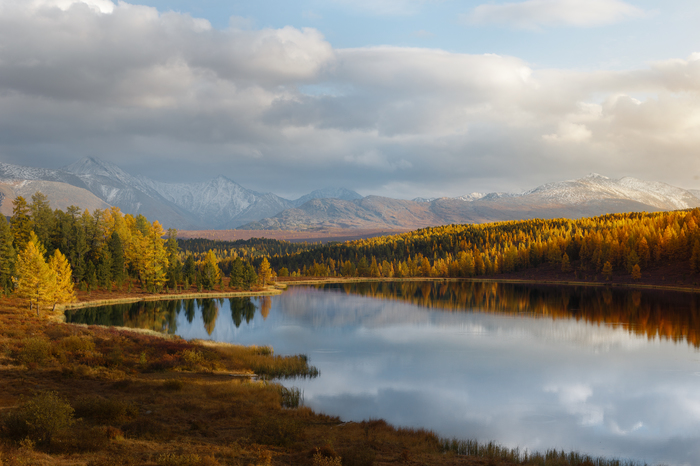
1;157;699;232
0;157;363;229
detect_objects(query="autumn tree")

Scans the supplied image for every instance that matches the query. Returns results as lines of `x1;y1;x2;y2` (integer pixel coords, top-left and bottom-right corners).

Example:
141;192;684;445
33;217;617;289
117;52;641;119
48;249;75;305
200;250;221;291
13;233;54;313
602;261;613;280
141;221;169;292
631;264;642;280
258;257;272;286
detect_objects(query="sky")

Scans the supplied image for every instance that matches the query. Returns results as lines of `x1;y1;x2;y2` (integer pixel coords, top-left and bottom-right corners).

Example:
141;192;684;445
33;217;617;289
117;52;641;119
1;0;700;199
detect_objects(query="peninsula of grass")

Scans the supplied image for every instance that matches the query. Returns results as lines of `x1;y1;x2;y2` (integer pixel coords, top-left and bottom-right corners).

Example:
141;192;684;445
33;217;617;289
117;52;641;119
0;291;651;466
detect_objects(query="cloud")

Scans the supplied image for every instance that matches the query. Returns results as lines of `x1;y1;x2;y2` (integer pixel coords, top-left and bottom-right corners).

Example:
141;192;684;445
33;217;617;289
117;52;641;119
468;0;644;30
329;0;435;16
0;0;700;197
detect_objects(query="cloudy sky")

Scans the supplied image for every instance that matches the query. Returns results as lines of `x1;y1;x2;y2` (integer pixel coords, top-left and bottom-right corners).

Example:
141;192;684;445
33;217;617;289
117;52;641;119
1;0;699;199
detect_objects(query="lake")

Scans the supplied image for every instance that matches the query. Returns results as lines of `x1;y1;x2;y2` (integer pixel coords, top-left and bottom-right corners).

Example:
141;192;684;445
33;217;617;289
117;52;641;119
66;281;700;465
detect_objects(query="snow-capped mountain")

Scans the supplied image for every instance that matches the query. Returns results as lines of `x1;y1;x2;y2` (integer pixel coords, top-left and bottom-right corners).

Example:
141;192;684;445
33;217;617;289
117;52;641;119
455;193;486;202
4;157;700;231
141;175;294;229
293;187;363;207
520;173;700;210
0;157;366;229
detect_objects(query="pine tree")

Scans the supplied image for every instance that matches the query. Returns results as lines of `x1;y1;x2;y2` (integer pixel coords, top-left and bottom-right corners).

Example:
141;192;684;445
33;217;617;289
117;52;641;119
258;257;272;286
48;249;75;305
0;215;15;293
14;233;55;313
108;231;126;285
183;255;197;285
11;196;33;251
97;248;112;289
30;192;54;252
243;263;258;290
229;258;244;288
165;229;182;289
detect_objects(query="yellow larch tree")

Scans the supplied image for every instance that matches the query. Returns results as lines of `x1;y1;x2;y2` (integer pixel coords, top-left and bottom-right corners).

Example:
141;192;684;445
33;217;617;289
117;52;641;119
48;249;75;305
141;220;169;292
258;257;272;286
13;232;55;313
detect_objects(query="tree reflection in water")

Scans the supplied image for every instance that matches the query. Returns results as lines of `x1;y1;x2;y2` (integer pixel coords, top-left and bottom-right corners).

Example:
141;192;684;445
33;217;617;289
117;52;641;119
66;281;700;347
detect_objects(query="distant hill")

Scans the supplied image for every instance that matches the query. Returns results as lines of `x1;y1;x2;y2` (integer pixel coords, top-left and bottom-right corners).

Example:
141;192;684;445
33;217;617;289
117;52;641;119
241;174;700;230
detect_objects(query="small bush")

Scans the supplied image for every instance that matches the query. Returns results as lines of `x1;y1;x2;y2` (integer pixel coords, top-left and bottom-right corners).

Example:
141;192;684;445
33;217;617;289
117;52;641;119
3;391;75;446
162;379;185;391
252;415;305;447
18;337;52;366
73;395;138;424
57;335;95;353
341;444;375;466
181;349;204;367
121;417;168;440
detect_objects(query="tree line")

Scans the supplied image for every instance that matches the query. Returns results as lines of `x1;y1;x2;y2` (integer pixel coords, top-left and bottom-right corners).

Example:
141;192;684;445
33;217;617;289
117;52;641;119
0;194;274;309
266;209;700;280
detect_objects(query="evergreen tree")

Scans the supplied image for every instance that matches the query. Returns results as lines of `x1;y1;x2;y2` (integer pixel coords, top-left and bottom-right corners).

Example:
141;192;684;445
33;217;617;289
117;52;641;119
229;258;244;289
11;196;33;251
108;231;126;285
0;215;15;293
183;255;197;285
165;228;182;288
97;248;113;289
86;261;98;291
30;192;54;252
242;262;258;290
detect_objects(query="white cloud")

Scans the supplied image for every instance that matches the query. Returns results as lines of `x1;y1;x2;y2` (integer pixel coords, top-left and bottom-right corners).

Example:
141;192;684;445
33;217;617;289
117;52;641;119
1;0;700;195
468;0;644;30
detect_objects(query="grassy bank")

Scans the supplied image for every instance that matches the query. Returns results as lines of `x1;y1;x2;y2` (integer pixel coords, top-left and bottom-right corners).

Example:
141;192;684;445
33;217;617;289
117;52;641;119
0;291;652;466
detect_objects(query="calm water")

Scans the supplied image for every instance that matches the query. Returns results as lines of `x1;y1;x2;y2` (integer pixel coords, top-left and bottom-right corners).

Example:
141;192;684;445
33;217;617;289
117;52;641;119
66;281;700;465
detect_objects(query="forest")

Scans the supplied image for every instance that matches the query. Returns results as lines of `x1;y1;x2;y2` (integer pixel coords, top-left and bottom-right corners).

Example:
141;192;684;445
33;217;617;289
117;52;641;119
0;193;270;311
4;190;700;313
264;209;700;281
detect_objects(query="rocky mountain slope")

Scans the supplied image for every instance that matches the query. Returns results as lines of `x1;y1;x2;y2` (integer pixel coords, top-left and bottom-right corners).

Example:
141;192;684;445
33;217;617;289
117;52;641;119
0;158;363;229
242;174;700;230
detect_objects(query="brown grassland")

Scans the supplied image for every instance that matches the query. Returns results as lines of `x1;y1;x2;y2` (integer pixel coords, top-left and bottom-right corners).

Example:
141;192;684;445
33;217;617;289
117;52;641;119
0;280;649;466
